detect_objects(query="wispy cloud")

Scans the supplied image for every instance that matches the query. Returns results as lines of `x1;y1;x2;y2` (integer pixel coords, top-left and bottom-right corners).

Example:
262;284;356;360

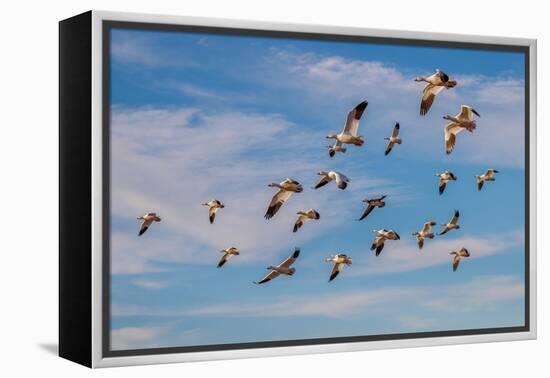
110;106;400;274
113;275;523;320
111;326;165;350
350;229;524;276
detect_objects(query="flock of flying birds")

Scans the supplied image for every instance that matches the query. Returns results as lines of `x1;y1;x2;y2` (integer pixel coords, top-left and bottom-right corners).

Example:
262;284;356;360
135;69;500;284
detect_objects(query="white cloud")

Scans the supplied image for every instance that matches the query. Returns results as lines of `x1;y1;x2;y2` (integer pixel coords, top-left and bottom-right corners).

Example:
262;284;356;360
261;49;526;168
113;275;523;320
350;229;524;276
110;106;399;274
130;279;169;290
111;326;165;350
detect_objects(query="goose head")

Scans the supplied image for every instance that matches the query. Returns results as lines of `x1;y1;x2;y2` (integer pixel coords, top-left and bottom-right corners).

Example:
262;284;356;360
326;133;338;139
317;171;329;176
268;182;283;189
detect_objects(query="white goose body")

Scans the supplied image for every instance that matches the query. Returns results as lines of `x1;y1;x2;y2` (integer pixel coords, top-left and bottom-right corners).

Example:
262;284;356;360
476;169;499;191
327;101;368;157
444;105;481;154
293;209;321;233
450;247;470;272
254;248;300;284
384;123;402;156
326;254;353;282
439;210;460;235
264;178;303;219
435;171;457;195
370;228;400;256
202;199;225;224
358;195;386;221
412;221;437;249
217;247;240;268
314;171;350;190
137;212;161;236
415;69;457;115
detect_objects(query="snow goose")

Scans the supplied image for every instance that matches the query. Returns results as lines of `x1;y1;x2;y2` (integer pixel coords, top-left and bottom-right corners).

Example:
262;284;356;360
439;210;460;235
357;195;386;221
443;105;481;154
384;123;402;156
137;212;161;236
217;247;240;268
415;69;457;115
264;178;303;219
435;171;457;195
326;101;368;157
314;171;349;190
202;199;225;224
412;221;437;249
450;247;470;272
325;254;353;282
476;169;499;191
254;248;300;284
370;229;400;256
293;209;320;233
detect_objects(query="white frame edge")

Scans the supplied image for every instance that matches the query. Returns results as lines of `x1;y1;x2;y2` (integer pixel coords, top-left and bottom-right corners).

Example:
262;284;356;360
90;10;537;368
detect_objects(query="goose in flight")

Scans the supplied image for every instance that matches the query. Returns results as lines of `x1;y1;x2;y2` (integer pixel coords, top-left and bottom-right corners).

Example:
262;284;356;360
327;101;368;157
412;221;437;249
325;254;353;282
476;169;499;191
415;69;457;115
293;209;320;233
217;247;240;268
384;123;402;156
202;199;225;224
357;195;386;221
435;171;457;195
137;212;161;236
443;105;481;154
371;229;400;256
264;178;303;219
254;248;300;284
450;247;470;272
314;171;350;190
439;210;460;235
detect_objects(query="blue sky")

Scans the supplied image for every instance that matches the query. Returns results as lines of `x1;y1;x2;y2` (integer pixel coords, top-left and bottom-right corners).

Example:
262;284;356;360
108;28;526;351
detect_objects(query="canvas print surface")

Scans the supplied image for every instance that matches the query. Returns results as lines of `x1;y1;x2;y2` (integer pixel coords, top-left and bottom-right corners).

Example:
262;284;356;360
107;26;527;352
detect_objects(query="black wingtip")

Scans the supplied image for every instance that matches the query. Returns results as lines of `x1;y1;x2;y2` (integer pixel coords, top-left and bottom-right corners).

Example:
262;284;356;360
292;248;301;258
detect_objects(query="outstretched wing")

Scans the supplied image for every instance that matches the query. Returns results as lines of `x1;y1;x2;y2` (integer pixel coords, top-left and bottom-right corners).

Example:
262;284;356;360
314;176;332;189
265;190;292;219
420;84;444;115
445;123;465;155
458;105;480;121
477;179;484;191
254;270;281;284
217;253;230;268
453;255;460;272
335;172;349;190
343;101;368;136
278;248;301;268
438;178;447;195
384;140;395;156
358;204;375;221
417;236;424;250
208;206;219;224
421;222;434;234
138;219;153;236
329;262;344;282
293;215;306;233
450;210;460;225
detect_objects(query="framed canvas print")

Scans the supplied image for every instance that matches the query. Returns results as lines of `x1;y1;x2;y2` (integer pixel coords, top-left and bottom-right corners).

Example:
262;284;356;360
59;10;537;368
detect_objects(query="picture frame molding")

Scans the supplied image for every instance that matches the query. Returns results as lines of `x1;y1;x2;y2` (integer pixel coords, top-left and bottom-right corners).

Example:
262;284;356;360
83;10;537;368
